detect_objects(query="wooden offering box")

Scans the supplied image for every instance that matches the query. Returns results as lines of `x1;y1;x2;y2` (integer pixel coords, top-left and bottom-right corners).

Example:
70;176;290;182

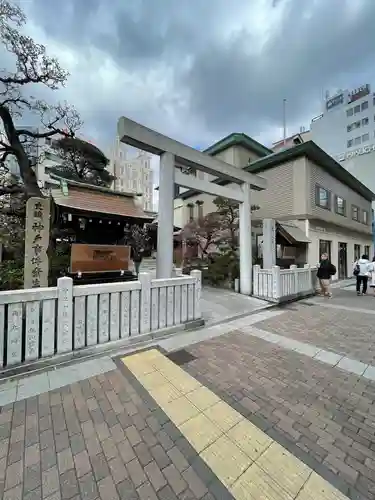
69;244;135;284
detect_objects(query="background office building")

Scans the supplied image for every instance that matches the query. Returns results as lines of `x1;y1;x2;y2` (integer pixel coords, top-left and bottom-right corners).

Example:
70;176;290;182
310;84;375;206
109;136;154;212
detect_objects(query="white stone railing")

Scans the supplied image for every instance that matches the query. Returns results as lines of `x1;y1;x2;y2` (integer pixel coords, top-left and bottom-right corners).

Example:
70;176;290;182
253;265;317;302
0;270;202;369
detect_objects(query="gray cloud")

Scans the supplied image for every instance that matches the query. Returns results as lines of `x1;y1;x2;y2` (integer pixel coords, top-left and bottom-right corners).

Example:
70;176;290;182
183;0;375;138
8;0;375;153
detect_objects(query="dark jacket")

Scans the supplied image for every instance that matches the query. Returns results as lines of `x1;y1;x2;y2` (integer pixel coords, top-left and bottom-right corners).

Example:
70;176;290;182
317;260;336;279
131;247;144;263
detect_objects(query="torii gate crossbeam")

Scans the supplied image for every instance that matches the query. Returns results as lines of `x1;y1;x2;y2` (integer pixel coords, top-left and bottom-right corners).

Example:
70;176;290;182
117;117;267;295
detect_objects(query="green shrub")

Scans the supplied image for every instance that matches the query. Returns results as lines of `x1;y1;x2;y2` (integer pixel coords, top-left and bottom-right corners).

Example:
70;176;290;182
206;251;239;287
0;260;24;290
49;242;70;285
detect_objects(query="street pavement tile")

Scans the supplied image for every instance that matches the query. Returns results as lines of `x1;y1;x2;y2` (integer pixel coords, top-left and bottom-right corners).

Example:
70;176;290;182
185;386;220;411
204;401;244;432
256;442;311;497
296;472;349;500
200;435;252;488
149;382;182;405
227;419;273;461
179;413;223;453
122;357;155;377
136;371;168;390
160;396;200;426
183;327;375;498
1;350;232;500
167;371;201;394
123;348;350;500
232;462;295;500
253;301;375;365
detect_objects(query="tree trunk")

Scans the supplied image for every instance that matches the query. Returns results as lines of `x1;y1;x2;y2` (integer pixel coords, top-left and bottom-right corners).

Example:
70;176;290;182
0;105;43;198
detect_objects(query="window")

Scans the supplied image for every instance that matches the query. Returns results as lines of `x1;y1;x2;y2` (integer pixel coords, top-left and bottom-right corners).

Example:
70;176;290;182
347;121;360;132
187;204;194;221
347;139;353;148
352;205;359;221
362;117;369;126
362;101;369;111
362;210;369;225
196;201;204;219
364;245;370;257
354;244;361;261
334;195;346;216
362;133;369;142
354;105;361;114
45;137;52;145
319;240;331;260
347;108;353;117
315;185;330;209
373;97;375;106
354;136;361;145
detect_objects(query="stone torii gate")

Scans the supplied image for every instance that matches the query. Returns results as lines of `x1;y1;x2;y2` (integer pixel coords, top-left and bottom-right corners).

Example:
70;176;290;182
117;117;267;295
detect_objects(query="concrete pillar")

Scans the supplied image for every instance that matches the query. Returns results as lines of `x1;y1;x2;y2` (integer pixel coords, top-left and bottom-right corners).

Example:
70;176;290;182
239;182;252;295
263;218;276;269
156;152;175;278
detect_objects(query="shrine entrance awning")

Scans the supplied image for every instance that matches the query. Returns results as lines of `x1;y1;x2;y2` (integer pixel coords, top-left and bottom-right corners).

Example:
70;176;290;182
51;182;154;220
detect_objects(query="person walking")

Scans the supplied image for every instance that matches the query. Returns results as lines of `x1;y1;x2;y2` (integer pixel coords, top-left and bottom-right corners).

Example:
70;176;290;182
369;256;375;295
316;253;336;298
131;246;144;276
353;254;371;295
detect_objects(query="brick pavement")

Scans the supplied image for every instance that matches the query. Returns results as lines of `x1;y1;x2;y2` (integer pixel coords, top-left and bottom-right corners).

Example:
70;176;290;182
0;364;230;500
254;302;375;364
182;330;375;500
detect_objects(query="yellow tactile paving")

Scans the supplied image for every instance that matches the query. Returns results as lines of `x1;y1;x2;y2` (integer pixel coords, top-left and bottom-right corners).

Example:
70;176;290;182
231;462;294;500
185;386;220;411
227;419;273;461
121;349;349;500
136;371;168;390
179;413;223;453
164;369;201;393
149;382;181;405
295;472;349;500
256;443;311;498
160;396;201;425
204;400;244;432
200;435;252;488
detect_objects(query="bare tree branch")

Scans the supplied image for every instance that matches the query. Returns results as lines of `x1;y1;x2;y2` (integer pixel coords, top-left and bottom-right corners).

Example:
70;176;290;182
0;0;82;197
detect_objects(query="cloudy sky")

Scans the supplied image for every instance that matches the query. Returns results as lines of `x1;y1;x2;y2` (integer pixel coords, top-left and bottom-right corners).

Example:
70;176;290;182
6;0;375;187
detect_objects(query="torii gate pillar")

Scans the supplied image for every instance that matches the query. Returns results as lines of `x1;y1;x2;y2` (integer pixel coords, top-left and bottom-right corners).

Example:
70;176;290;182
156;152;175;279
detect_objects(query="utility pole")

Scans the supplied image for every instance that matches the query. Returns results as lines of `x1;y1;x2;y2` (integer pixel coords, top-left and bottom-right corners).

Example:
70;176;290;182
283;98;287;147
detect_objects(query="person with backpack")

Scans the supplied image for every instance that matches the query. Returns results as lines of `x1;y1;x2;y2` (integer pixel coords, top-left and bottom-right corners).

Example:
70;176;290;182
316;253;336;298
353;254;371;296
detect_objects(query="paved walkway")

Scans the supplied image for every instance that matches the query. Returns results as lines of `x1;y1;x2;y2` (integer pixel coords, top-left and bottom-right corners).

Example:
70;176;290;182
1;283;375;499
200;287;270;325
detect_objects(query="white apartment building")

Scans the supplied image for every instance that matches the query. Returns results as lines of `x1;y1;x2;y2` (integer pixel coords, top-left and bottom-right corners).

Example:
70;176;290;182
309;84;375;204
109;136;154;212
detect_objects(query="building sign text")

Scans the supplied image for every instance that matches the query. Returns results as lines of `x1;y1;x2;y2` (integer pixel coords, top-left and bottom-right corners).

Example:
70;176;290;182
337;144;375;162
348;84;370;104
326;93;343;111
